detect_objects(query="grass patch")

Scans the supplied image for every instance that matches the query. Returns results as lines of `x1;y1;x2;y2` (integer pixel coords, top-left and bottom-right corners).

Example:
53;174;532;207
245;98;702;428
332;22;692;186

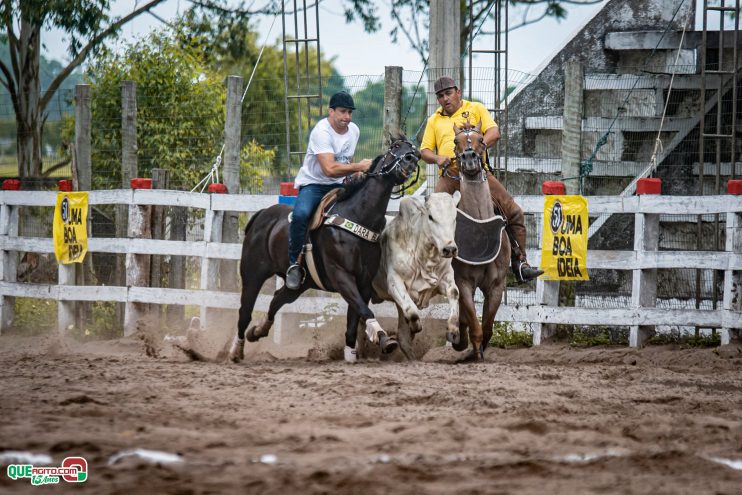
85;301;121;339
648;330;721;348
11;297;57;334
9;299;122;339
552;325;630;347
488;322;533;348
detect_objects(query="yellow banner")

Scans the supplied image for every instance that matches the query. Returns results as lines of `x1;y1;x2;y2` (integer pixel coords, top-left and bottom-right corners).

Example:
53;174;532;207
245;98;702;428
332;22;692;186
540;195;589;280
53;192;89;264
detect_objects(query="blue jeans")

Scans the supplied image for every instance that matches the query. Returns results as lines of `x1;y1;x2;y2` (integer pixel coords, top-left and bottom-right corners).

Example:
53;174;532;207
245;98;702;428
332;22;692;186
288;183;340;265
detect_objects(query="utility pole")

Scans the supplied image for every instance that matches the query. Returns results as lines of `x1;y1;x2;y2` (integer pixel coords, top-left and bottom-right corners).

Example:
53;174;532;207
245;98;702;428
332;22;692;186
428;0;461;114
427;0;461;189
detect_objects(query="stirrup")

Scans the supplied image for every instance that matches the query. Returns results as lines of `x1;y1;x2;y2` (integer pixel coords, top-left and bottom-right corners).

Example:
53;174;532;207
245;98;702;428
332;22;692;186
516;260;543;283
285;263;305;289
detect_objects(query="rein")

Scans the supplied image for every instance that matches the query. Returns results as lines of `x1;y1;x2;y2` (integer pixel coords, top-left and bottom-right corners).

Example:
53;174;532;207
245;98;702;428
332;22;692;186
391;165;420;199
365;145;418;180
325;139;419;241
364;141;420;199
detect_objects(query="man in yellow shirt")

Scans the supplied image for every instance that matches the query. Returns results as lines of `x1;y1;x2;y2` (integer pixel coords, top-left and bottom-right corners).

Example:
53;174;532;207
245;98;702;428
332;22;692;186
421;76;542;283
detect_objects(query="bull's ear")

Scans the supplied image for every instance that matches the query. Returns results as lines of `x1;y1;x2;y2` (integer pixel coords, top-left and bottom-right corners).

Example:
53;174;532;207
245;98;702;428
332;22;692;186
452;190;461;206
400;197;424;218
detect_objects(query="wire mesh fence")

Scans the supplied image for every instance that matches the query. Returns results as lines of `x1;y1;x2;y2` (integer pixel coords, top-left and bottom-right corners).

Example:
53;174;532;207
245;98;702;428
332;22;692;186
2;62;739;336
5;66;734;196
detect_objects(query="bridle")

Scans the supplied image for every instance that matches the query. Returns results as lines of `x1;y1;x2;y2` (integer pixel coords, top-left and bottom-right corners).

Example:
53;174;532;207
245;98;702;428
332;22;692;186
365;140;419;181
451;127;487;182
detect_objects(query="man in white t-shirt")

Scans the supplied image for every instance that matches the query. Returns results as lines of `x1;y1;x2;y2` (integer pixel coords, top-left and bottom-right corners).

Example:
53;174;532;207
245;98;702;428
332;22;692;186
286;91;372;290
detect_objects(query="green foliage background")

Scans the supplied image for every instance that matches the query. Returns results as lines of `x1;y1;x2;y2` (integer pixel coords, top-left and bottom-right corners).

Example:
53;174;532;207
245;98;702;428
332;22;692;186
62;31;225;189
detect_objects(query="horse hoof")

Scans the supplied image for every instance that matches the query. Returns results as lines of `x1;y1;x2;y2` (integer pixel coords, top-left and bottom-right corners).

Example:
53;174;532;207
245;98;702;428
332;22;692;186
452;339;468;352
379;333;399;355
446;331;460;345
409;315;422;334
229;337;245;363
245;327;259;343
457;348;483;363
344;346;358;363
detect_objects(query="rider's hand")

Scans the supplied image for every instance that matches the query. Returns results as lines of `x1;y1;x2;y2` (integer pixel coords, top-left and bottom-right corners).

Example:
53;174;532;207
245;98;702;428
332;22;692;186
343;171;364;185
357;158;373;172
435;155;451;169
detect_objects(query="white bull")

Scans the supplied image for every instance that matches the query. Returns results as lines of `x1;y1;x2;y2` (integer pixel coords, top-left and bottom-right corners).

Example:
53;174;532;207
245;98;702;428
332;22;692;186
372;191;461;359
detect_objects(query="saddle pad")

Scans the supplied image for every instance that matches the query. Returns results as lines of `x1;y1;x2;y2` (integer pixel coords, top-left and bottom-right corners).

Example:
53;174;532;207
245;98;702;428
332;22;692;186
455;209;506;265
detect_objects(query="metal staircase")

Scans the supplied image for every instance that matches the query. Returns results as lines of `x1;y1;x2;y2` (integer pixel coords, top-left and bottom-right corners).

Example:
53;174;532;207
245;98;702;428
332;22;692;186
696;0;740;321
282;0;323;179
466;0;509;185
699;0;739;191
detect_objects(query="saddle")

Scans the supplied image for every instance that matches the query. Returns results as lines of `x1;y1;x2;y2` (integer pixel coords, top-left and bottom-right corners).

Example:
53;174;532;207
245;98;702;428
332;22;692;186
454;209;506;265
288;187;380;242
288;187;382;291
309;189;341;231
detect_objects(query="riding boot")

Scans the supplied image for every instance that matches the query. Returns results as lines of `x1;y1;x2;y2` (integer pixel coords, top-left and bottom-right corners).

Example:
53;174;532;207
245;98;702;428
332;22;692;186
286;251;306;290
507;224;543;283
484;174;543;283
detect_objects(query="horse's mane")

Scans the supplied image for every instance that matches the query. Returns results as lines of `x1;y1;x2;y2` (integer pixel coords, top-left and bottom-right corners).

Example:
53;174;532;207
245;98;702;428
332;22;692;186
336;134;408;203
336;154;384;203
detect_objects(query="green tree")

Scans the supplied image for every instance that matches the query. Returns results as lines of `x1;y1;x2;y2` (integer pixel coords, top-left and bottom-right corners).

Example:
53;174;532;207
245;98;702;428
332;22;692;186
173;8;347;178
350;80;385;159
0;0;168;178
351;79;428;159
77;31;226;189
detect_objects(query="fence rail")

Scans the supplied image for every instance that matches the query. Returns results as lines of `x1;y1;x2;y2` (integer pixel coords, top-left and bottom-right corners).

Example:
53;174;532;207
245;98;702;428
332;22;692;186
1;189;741;347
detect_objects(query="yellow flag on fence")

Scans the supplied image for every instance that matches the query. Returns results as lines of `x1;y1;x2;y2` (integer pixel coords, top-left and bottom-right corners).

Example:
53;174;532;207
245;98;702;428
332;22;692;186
540;195;589;281
53;192;89;264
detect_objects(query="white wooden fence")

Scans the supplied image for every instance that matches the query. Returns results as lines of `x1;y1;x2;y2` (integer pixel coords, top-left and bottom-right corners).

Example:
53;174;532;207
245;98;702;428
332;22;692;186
1;189;741;347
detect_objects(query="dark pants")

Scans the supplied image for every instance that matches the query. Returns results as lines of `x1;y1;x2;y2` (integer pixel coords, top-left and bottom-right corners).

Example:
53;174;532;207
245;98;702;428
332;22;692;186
435;172;529;262
288;183;340;265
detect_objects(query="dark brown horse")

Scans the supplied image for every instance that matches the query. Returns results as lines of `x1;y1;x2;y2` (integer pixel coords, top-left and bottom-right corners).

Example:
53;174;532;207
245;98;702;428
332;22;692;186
228;136;421;363
450;123;511;361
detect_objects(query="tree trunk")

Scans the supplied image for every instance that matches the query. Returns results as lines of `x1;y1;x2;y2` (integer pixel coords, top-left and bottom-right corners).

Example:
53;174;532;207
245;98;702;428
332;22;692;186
15;20;43;178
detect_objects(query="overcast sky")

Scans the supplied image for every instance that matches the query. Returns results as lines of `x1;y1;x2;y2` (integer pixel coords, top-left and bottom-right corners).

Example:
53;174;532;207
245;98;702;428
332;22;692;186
41;0;617;77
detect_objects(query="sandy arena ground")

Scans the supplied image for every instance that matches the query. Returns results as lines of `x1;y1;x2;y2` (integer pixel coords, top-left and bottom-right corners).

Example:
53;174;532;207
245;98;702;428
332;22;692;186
1;325;741;494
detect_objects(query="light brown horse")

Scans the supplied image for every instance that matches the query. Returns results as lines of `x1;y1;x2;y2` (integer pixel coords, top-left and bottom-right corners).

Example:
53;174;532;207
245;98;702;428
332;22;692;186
450;122;511;361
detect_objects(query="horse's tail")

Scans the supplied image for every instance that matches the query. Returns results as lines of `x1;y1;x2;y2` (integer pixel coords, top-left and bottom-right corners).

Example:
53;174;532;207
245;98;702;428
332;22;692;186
243;209;264;236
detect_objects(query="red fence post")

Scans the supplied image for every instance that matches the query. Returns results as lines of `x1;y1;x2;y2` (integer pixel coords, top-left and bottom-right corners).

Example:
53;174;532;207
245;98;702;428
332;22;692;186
2;179;21;191
123;178;152;336
58;180;73;192
534;181;565;345
542;181;566;195
631;179;660;347
727;180;742;195
636;178;661;195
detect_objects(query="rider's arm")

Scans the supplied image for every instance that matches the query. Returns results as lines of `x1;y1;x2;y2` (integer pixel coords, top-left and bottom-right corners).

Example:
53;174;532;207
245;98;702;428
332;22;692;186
483;125;500;148
317;153;372;178
420;117;451;169
421;148;450;169
475;102;500;149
